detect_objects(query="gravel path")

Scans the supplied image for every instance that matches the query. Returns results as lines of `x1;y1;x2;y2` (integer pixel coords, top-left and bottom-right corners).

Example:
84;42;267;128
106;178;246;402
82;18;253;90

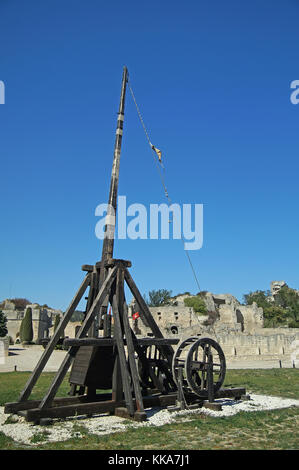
0;346;67;372
1;394;299;446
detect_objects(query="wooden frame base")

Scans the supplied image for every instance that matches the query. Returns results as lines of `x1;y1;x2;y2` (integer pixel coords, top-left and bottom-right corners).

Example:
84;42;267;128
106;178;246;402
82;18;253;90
4;259;179;423
5;388;246;423
4;258;248;425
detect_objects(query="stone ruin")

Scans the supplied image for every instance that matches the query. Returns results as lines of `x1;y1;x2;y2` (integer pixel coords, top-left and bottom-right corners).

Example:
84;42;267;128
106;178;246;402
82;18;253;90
128;282;299;363
1;281;298;364
129;291;264;337
1;299;62;344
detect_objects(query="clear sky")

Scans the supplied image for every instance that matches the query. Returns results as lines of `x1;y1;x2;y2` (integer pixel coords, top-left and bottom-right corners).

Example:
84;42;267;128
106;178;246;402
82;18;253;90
0;0;298;311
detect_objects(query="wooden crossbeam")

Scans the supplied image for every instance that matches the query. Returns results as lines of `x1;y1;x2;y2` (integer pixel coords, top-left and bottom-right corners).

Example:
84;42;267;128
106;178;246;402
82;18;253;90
63;338;180;347
5;393;112;414
38;265;118;411
6;387;247;418
18;274;91;403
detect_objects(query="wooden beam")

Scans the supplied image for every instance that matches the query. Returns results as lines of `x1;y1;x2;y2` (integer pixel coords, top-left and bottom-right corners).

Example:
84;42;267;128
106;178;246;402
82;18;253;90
124;268;174;362
18;274;91;403
22;400;119;422
114;407;146;422
64;338;115;347
122;295;145;413
111;270;135;416
111;349;122;402
38;266;118;411
81;264;94;272
19;393;179;422
88;268;101;337
5;393;113;414
101;67;128;262
215;387;246;399
15;387;247;422
104;259;132;268
63;337;179;348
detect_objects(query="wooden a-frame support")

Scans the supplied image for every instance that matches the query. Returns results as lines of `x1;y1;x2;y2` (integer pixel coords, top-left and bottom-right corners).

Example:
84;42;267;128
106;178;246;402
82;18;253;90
5;259;178;422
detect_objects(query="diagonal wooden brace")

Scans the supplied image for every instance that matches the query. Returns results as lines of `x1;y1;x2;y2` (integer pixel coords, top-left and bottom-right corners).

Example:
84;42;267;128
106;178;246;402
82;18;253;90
124;267;174;362
18;274;91;403
38;265;118;411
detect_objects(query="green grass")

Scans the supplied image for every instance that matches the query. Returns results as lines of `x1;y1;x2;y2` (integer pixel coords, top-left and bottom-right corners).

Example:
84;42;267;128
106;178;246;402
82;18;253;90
0;371;71;406
0;368;298;450
224;368;299;399
30;430;51;444
35;407;299;451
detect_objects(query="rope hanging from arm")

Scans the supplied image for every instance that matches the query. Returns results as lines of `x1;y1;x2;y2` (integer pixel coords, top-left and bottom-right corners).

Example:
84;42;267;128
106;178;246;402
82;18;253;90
127;79;202;294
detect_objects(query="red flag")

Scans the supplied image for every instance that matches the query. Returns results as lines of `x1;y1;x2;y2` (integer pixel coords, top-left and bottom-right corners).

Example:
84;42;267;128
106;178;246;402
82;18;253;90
132;312;140;320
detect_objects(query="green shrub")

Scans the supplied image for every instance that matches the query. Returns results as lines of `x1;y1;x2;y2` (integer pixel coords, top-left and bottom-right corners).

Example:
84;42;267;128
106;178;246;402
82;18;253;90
53;313;66;349
184;296;207;315
21;307;33;343
0;311;8;337
244;287;299;328
8;298;31;310
53;314;61;332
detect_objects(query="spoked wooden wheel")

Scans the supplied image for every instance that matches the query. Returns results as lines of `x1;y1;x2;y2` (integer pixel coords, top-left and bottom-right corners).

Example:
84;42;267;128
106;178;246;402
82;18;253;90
137;345;176;393
172;337;226;398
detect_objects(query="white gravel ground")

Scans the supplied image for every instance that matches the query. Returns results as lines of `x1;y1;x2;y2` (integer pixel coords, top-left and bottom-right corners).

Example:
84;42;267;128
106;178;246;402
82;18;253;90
1;394;298;446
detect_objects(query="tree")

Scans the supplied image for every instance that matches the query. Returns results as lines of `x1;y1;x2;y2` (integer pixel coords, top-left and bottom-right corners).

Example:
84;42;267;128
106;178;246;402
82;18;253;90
19;317;24;342
184;295;207;315
70;310;85;322
146;289;172;307
53;313;65;337
9;298;31;310
243;290;271;309
0;311;8;337
53;314;61;332
243;289;293;327
21;307;33;343
274;286;299;326
53;313;65;349
262;305;289;328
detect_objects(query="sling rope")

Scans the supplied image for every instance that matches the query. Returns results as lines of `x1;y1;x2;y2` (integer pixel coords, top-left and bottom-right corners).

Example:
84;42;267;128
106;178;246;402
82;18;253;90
128;79;201;293
128;79;221;343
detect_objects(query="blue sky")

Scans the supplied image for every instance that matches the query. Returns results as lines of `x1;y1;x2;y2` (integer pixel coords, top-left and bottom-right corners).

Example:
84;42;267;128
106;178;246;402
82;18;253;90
0;0;298;310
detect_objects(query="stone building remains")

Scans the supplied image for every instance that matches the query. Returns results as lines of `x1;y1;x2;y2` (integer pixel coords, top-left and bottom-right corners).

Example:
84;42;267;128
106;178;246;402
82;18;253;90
1;280;298;364
128;282;299;364
2;299;62;344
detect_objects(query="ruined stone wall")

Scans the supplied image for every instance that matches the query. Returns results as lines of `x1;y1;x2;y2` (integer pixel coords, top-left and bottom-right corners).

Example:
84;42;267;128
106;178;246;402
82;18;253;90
62;322;82;338
217;302;264;333
215;329;299;359
128;295;299;362
129;303;209;338
168;324;299;361
3;301;61;344
0;336;9;357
